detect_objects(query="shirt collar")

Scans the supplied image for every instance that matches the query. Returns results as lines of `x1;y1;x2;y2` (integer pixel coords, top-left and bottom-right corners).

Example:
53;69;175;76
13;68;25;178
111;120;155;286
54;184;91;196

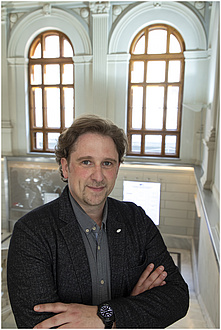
69;191;108;234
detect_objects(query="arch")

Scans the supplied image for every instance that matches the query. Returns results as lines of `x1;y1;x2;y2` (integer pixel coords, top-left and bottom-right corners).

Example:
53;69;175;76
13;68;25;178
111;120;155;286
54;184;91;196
8;7;92;58
109;1;207;54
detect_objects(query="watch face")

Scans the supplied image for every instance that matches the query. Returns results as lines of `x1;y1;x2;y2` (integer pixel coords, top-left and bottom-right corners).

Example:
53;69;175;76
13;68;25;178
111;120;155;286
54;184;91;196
100;304;113;318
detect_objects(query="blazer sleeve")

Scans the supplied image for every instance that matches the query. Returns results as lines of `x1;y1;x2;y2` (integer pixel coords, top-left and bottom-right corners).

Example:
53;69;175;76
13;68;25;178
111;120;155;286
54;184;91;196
108;203;189;329
7;218;59;329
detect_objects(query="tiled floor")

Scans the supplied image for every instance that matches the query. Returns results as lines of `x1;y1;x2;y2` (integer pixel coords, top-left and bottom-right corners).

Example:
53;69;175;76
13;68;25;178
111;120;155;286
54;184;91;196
2;249;209;329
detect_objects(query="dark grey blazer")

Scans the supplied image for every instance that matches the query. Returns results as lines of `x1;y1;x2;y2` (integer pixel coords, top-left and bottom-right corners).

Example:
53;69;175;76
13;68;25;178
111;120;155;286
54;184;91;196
7;185;189;328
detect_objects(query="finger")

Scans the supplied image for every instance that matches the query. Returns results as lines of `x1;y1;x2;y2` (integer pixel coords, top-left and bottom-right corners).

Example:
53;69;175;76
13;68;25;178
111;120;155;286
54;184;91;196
34;302;68;314
148;271;167;290
136;263;154;286
58;323;73;329
143;265;165;285
33;313;68;329
130;264;166;296
136;266;166;294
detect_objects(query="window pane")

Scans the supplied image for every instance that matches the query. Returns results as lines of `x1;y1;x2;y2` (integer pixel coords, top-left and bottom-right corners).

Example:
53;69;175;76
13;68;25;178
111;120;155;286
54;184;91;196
47;133;60;150
30;65;42;85
131;86;143;129
165;135;177;154
33;88;42;127
45;88;60;128
133;34;145;54
44;64;60;85
145;135;162;154
146;86;164;129
32;43;41;58
64;88;74;127
147;29;167;54
63;39;74;57
169;34;181;53
131;135;141;153
166;86;179;129
35;132;43;149
168;61;181;82
131;61;144;83
44;35;60;58
62;64;74;84
147;61;166;83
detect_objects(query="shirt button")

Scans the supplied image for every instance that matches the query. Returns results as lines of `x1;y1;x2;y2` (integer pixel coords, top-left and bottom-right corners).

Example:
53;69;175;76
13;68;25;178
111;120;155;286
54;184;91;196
92;226;96;231
101;280;104;285
86;229;90;233
98;245;101;250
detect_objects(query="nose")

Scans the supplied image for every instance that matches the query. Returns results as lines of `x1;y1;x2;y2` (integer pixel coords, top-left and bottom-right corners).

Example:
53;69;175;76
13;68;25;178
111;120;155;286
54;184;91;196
91;165;105;183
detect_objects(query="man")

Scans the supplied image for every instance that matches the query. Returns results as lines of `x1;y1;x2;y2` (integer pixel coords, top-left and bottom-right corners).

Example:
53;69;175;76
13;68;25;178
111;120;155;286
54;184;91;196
7;115;189;328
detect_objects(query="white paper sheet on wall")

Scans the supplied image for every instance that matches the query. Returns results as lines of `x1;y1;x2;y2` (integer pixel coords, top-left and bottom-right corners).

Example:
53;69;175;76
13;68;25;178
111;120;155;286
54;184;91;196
123;181;161;225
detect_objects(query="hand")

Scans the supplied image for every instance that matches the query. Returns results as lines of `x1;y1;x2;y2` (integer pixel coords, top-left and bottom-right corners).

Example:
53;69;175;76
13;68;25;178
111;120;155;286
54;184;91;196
131;263;167;296
33;302;104;329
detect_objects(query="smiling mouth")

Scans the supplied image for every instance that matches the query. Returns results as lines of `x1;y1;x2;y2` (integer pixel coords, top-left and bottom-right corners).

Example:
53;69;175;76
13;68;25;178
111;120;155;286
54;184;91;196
87;186;105;192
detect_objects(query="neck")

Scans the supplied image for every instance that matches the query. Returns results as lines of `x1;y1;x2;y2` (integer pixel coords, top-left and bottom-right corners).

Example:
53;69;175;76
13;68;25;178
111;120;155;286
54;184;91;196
84;204;105;227
69;190;106;227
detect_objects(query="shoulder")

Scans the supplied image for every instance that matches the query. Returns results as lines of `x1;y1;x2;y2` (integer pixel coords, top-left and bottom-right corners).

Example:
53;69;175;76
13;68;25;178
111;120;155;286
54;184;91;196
13;186;69;232
108;197;140;212
107;197;159;246
107;197;152;225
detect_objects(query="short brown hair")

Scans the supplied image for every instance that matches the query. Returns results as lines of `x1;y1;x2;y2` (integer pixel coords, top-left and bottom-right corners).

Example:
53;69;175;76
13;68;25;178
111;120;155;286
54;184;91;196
55;115;128;182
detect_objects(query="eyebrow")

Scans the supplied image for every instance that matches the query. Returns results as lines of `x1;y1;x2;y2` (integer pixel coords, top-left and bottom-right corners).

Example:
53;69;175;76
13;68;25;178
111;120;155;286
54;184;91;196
76;156;118;163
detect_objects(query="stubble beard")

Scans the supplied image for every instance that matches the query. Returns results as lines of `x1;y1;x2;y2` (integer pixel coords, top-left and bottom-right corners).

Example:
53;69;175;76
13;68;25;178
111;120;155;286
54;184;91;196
82;186;109;207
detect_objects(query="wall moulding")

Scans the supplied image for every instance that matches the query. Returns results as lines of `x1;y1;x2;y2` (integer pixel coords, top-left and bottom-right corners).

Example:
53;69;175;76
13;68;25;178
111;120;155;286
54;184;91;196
7;57;29;66
89;1;110;14
72;55;93;64
8;7;92;57
201;130;216;190
184;49;210;60
109;1;207;54
107;53;131;63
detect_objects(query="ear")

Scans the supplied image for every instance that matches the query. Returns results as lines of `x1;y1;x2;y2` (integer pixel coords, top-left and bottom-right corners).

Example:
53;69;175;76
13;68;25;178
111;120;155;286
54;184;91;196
61;158;69;179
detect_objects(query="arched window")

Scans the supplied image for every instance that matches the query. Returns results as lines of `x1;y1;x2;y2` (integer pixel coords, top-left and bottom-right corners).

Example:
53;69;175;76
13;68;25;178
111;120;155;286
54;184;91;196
28;31;74;153
127;24;185;157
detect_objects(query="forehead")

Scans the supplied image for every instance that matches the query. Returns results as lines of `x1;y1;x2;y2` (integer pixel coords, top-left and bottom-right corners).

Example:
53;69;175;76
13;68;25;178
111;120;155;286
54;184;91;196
72;133;118;157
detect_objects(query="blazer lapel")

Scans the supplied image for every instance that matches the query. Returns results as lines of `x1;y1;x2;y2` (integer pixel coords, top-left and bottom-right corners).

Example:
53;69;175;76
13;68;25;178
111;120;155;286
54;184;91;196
58;187;92;305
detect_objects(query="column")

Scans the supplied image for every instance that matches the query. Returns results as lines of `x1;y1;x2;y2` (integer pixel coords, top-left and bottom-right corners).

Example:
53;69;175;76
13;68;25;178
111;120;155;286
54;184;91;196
201;3;220;190
89;2;110;117
1;6;13;155
7;57;29;155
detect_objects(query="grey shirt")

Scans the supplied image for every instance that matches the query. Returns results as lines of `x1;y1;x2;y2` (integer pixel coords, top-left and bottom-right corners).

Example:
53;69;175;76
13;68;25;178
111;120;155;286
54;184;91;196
69;192;111;306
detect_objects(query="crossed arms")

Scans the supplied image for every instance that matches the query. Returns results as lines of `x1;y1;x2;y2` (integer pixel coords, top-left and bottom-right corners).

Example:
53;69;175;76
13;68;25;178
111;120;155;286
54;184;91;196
33;264;167;329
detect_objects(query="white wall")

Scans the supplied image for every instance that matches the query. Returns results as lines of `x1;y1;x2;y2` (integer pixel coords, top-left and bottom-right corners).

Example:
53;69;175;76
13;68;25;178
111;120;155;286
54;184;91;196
194;183;220;328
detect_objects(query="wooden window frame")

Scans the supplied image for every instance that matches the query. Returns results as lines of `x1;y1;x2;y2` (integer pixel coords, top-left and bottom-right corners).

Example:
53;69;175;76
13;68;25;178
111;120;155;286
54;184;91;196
28;30;74;153
127;24;185;158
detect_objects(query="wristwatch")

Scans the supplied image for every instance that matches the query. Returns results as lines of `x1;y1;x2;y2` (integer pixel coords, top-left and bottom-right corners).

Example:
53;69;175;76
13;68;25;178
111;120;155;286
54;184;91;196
97;302;115;329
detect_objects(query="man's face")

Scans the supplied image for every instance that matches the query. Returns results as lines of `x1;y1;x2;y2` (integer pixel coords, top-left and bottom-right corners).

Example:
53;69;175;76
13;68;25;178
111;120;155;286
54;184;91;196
61;132;120;212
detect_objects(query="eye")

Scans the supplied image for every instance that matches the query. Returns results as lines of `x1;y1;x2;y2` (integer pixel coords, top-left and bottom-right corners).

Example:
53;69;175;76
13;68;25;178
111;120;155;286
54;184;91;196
82;160;92;166
102;161;112;167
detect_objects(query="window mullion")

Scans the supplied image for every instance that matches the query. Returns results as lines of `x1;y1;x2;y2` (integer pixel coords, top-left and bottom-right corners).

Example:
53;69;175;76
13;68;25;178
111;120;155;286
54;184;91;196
163;60;169;131
142;60;147;154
